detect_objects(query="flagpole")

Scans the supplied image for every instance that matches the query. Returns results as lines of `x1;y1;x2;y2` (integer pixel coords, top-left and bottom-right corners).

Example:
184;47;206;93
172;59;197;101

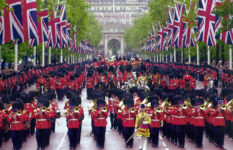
33;46;36;66
48;47;51;65
181;48;183;63
14;44;18;71
157;53;159;62
174;49;176;62
197;44;200;65
60;49;63;63
0;45;1;73
170;52;172;63
229;45;232;70
42;42;45;67
188;47;191;64
207;46;210;65
153;55;156;62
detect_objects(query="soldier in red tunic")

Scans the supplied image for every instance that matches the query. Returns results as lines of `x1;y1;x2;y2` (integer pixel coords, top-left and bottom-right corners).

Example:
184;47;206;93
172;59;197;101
148;97;162;148
66;95;84;150
35;97;55;150
91;98;108;149
7;99;28;150
122;97;136;148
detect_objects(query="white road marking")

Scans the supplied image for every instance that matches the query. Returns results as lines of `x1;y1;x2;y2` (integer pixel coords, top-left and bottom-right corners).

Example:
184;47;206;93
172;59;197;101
162;141;166;146
56;129;68;150
159;136;162;140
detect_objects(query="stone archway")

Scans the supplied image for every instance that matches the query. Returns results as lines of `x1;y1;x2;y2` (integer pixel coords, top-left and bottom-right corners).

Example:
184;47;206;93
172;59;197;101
103;32;125;58
108;39;120;57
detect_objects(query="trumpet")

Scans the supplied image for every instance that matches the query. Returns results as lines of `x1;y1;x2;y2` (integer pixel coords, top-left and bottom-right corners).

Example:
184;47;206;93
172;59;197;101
156;106;163;113
41;107;47;113
130;107;136;113
74;107;80;113
200;104;205;110
101;106;107;113
17;110;22;116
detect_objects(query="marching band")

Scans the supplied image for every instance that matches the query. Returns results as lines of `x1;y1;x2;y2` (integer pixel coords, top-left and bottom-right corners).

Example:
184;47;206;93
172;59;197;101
0;57;233;150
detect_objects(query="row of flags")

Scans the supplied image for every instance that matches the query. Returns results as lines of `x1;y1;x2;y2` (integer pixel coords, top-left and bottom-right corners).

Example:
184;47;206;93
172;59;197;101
142;0;233;53
0;0;93;54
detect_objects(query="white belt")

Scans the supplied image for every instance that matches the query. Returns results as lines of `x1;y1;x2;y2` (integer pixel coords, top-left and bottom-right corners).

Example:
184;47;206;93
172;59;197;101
97;118;105;120
152;119;160;121
176;116;185;118
37;119;47;121
125;118;134;120
69;119;78;121
194;117;204;119
215;117;224;119
12;121;20;124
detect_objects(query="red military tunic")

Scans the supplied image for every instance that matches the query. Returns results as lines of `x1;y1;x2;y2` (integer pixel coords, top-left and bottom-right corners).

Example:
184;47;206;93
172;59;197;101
35;109;55;129
122;108;137;127
92;109;108;127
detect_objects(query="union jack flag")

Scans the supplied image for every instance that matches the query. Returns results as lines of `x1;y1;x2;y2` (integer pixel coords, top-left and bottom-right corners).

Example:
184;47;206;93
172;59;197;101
197;0;216;47
151;25;156;52
158;24;168;50
173;2;185;48
66;23;71;46
58;3;67;48
71;26;77;51
22;0;38;45
7;0;24;44
0;6;12;44
49;12;60;48
215;0;233;45
38;9;49;43
168;6;175;47
29;9;49;47
46;26;52;47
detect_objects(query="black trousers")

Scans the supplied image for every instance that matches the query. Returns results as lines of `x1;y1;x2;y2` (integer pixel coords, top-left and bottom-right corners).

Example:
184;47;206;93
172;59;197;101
225;120;232;137
117;119;123;134
30;119;36;135
36;129;50;149
150;128;159;146
213;126;225;147
56;89;64;101
194;126;204;146
11;130;23;150
0;128;3;147
87;88;93;99
95;127;106;147
176;125;186;146
68;128;79;148
77;124;82;144
110;113;117;129
123;127;134;146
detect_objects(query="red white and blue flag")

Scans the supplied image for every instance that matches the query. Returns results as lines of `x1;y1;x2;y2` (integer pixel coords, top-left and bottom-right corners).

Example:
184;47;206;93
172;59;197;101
58;3;67;48
49;12;60;48
173;2;185;48
215;0;233;45
66;23;71;46
158;24;168;50
46;26;52;47
22;0;38;46
29;9;49;47
197;0;216;47
168;6;175;47
8;0;24;44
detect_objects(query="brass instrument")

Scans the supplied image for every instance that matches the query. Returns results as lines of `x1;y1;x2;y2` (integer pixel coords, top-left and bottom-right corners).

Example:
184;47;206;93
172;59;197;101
141;96;149;105
41;107;46;113
156;106;163;113
17;110;22;116
130;107;136;113
101;106;107;113
200;104;205;110
74;107;80;113
221;104;226;111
